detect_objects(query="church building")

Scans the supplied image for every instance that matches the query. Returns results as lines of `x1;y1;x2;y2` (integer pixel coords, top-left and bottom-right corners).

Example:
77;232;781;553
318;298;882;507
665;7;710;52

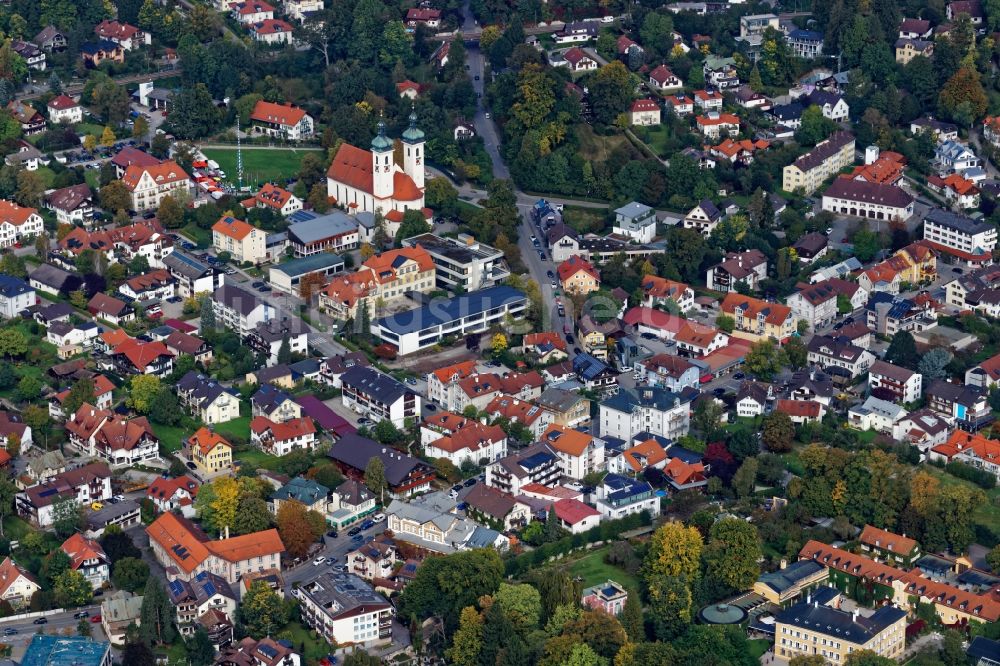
326;113;428;221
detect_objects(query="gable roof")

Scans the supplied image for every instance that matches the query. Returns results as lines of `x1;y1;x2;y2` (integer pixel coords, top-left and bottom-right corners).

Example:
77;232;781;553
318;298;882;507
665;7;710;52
859;525;918;555
212;216;259;241
188;427;231;455
721;293;792;326
121;160;188;192
540;424;594;456
250;101;307;127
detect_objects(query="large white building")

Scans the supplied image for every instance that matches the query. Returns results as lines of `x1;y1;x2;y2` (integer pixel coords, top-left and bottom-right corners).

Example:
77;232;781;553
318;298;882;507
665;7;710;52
821;179;914;222
923;208;997;264
211;284;274;337
599;387;695;441
402;233;510;292
297;572;393;647
121;160;190;212
326;114;426;217
341;366;421;428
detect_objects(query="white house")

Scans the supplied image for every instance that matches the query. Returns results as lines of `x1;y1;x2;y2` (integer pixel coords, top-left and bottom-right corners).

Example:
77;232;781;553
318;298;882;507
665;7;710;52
806;335;875;378
0;276;34;319
249;101;314;141
599;387;694;441
0;200;44;248
613;202;657;243
593;474;659;520
421;413;508;468
539;424;605;480
211;284;274;337
250;19;295;45
787;281;838;331
630;99;661;126
869;360;922;404
46;95;82;124
341;366;420;428
848;396;907;434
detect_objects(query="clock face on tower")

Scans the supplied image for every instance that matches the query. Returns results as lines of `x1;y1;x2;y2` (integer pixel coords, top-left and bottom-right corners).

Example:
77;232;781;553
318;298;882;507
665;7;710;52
416;157;421;164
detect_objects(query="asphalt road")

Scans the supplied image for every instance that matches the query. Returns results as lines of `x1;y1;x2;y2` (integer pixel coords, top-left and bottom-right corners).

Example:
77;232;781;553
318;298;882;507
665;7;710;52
0;604;106;655
463;1;509;180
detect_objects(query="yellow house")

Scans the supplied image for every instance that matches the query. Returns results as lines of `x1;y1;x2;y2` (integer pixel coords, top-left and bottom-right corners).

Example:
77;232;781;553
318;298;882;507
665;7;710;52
558;255;601;295
895;38;933;65
187;427;233;477
774;599;906;664
577;314;620;361
720;293;795;343
319;246;436;319
892;242;937;284
211;215;268;264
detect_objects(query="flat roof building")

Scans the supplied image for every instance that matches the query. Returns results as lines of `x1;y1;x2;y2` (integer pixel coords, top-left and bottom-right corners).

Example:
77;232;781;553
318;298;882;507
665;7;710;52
371;285;528;356
267;252;345;294
21;635;112;666
403;233;510;292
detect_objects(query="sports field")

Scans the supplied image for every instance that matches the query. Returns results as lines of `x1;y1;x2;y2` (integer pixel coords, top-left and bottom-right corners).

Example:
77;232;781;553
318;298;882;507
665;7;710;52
201;147;320;186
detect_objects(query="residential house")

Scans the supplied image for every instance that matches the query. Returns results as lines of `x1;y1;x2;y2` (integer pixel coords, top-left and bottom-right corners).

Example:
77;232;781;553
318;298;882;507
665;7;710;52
892;409;951;452
33;26;66;51
787;29;824;58
787;281;838;331
693;89;724;112
341;366;420;428
0;275;33;319
296;572;392;647
895;37;934;64
168;572;237;641
0;200;44;248
240;183;303;217
535;387;591;428
232;0;274;24
406;7;441;27
81;40;124;68
212;216;267;264
176;372;241;425
637;354;700;392
104;338;174;378
251;385;301;422
318;245;435;319
782;131;856;194
613;202;657;244
522;332;569;364
245;318;309;366
65;404;159;468
347;539;397;580
464;485;531;531
926;380;991;431
774;599;906;664
16;462;112;527
869;360;922;404
776;399;826;425
606;438;670;476
250;416;317;456
46;94;82;124
807;335;875;379
118;269;175;301
539;424;605;480
558;255;601;295
271;477;328;515
594;473;659;519
929;173;981;209
484;395;555;441
573;352;619;390
859;525;921;566
899;18;932;39
563;47;598;72
865;292;937;336
640;276;694;311
327;433;435;498
695;112;740;139
931;430;1000;477
327;479;377;529
6;101;45;135
736;381;773;418
486;443;562;495
146;512;284;584
186;428;233;478
249;18;295;44
121;160;189;212
0;557;39;609
664;93;694;116
94;20;148;50
947;0;985;25
163;251;225;298
911;116;960;141
709;138;770;165
720;293;795;343
848;396;907;434
212;284;274;337
675;320;728;357
421;413;508;467
768;102;805;129
599;386;695;441
935;140;981;176
216;638;301;666
683;199;723;236
249;101;314;141
628;98;661;126
706;249;768;293
805;89;850;121
401;232;509;292
648;64;683;92
553;499;601;534
146;475;199;516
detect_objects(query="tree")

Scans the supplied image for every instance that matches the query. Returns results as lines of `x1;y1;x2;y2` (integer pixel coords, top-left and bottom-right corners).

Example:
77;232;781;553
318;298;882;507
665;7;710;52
15;170;44;208
590;62;635;126
762;411;795;453
851;228;880;263
917;348;952;380
157;195;184;229
703;518;762;593
126;375;161;413
16;375;41;403
620;594;645;641
646;574;691;641
394;209;431;246
939;67;987;124
491;333;507;354
732;458;758;499
692;399;724;436
241;580;288;638
790;657;828;666
426;177;459;216
371;420;402;445
101;531;142;563
209;477;239;532
200;295;216;332
364;456;387;502
83;135;97;152
100;125;116;146
844;652;896;666
122;641;156;666
276;499;321;559
22;405;50;448
167;84;221;139
0;329;26;360
715;314;734;333
748;65;764;92
276;334;292;365
493;582;541;633
139;576;176;645
795;105;837;146
884;331;918;370
744;339;784;381
52;498;84;538
132;115;149;141
0;40;27;83
186;627;216;666
54;570;92;607
99;181;131;213
398;549;504;632
987;544;1000;572
0;476;16;538
784;336;808;369
643;521;703;581
233;496;272;535
149;389;181;426
111;557;149;593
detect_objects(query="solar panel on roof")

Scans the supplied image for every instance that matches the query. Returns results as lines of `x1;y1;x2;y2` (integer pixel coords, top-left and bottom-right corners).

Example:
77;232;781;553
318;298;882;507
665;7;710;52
169;580;183;596
257;644;278;658
203;582;217;596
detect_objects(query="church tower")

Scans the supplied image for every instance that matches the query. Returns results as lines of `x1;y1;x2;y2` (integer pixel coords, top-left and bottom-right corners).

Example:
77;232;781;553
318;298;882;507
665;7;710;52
371;118;394;200
401;110;425;191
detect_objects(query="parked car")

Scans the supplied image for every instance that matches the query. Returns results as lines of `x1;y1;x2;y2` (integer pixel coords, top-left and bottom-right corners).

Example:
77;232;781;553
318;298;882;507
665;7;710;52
74;611;89;619
566;334;574;343
326;530;338;538
90;615;102;623
463;478;477;487
360;519;375;530
313;556;326;566
3;628;16;635
33;618;47;625
373;513;386;522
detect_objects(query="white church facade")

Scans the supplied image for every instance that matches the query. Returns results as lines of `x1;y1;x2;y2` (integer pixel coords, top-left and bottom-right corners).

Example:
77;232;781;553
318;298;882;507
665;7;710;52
326;113;427;220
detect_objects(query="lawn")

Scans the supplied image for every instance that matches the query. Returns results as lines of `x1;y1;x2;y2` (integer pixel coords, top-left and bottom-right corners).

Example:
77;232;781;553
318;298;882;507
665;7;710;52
633;125;674;158
276;620;333;665
747;638;771;660
180;222;212;248
563;206;608;235
576;124;642;166
152;422;191;453
567;546;642;597
234;448;282;471
214;415;251;442
201;147;319;188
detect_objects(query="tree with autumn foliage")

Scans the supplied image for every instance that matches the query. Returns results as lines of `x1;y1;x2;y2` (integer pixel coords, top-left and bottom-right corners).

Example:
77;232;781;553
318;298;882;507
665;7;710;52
276;499;323;559
939;66;987;126
298;272;325;301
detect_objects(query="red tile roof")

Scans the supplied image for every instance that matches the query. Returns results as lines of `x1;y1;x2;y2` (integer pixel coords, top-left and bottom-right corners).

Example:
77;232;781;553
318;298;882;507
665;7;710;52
622;306;685;333
0;200;38;226
557;255;600;283
0;557;36;597
188;427;232;455
553;498;599;524
47;94;78;110
249;101;306;128
859;525;918;555
775;399;822;418
430;360;478;384
121;160;188;192
212;216;258;241
720;293;792;326
251;18;293;35
631;99;660;113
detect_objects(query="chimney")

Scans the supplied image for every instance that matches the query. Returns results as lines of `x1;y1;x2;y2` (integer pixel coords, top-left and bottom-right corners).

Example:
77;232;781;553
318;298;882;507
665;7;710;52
852;610;859;622
223;525;229;540
780;558;787;570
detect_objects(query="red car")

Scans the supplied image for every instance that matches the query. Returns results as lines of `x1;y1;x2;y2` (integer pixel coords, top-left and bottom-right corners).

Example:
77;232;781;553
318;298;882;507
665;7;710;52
90;614;101;623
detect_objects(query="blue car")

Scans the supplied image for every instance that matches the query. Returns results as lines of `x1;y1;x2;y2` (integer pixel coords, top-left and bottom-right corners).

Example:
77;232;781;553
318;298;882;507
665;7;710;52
351;534;364;542
360;519;375;530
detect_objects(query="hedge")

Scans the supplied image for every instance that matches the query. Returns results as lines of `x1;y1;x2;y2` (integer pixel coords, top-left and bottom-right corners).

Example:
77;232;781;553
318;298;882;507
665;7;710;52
505;511;653;578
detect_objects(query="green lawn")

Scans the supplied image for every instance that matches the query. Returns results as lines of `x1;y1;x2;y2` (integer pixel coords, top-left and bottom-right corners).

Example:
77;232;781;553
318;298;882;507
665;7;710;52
234;448;282;471
567;546;642;597
180;223;212;248
563;206;608;235
747;638;771;660
214;415;251;442
74;122;107;139
201;148;318;188
152;422;191;453
276;620;332;665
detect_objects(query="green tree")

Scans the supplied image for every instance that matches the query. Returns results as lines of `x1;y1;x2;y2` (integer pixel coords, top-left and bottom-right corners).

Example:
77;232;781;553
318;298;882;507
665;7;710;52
233;496;272;535
0;476;17;538
139;576;176;645
364;456;387;502
54;570;93;607
122;641;156;666
619;594;645;641
149;389;181;426
0;329;27;359
167;84;222;138
16;375;41;403
186;627;216;666
784;335;808;369
52;498;84;538
732;457;758;499
590;61;635;126
646;574;691;640
743;339;785;381
276;334;292;365
762;411;795;453
200;295;216;332
111;557;149;593
715;314;735;332
425;177;459;217
851;228;880;262
884;331;918;370
917;348;952;380
844;651;896;666
395;209;431;246
703;518;763;593
99;181;131;214
240;580;288;638
398;548;504;632
493;582;541;633
157;195;184;229
795;105;837;146
986;544;1000;572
